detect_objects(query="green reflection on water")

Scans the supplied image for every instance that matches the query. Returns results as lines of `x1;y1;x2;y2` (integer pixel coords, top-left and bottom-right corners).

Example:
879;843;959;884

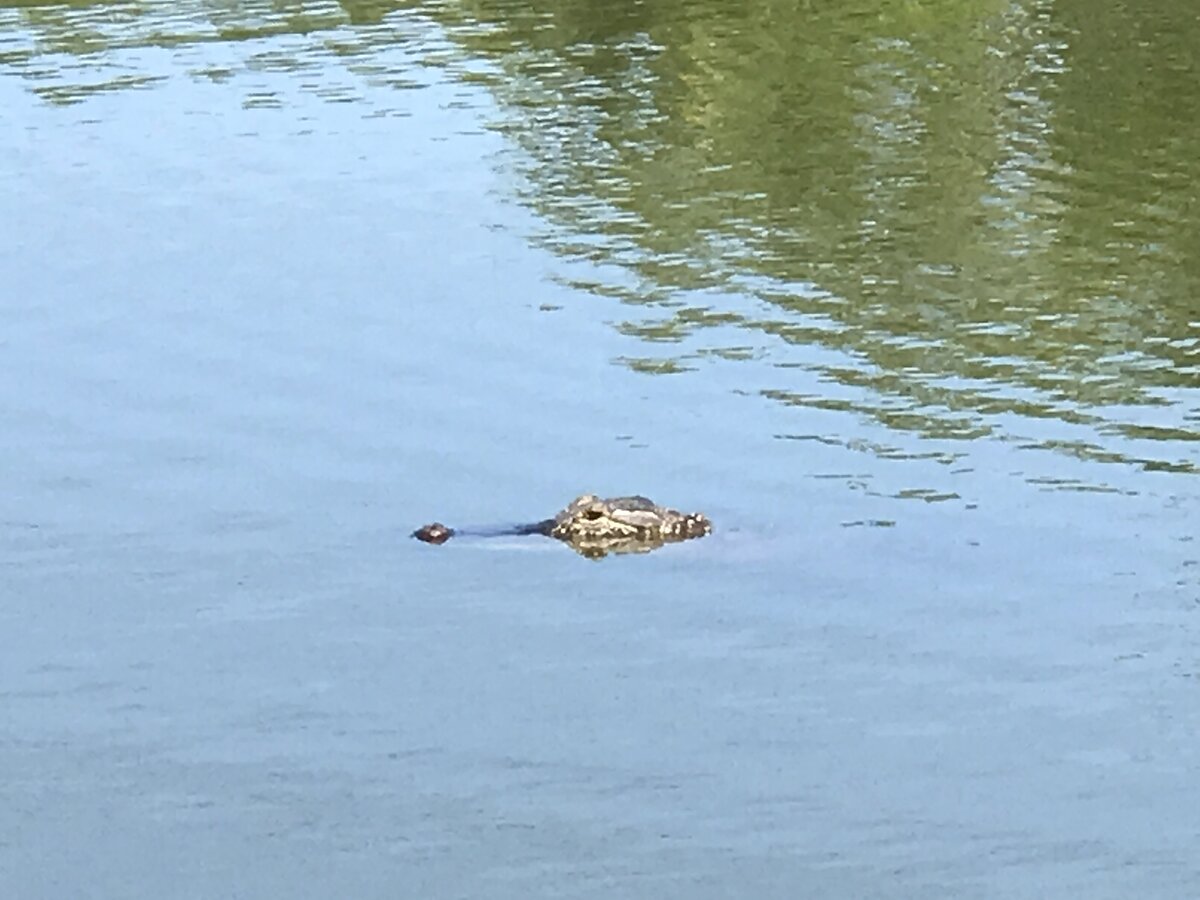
2;0;1196;478
435;0;1199;475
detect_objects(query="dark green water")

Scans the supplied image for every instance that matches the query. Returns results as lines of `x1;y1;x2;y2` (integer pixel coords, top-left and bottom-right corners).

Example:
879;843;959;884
1;2;1197;898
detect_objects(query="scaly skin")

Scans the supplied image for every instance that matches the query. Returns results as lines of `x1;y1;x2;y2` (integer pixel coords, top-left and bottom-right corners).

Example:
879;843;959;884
413;493;711;558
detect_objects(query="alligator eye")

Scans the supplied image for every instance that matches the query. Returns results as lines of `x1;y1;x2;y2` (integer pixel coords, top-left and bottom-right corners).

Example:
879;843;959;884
585;509;605;520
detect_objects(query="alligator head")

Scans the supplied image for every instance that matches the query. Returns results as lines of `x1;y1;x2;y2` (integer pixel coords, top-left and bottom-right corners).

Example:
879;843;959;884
412;493;711;558
550;494;711;558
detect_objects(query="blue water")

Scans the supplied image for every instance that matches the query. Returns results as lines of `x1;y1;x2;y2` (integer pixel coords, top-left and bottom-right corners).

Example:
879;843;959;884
1;3;1197;898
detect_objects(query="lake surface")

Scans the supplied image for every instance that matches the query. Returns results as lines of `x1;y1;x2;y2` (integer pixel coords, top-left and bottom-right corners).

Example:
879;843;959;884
1;1;1197;897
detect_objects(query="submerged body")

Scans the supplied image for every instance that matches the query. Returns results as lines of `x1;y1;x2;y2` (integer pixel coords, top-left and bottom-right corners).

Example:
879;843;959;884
413;493;711;558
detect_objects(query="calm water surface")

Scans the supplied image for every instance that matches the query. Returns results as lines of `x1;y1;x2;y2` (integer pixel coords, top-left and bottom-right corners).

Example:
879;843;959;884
1;1;1197;898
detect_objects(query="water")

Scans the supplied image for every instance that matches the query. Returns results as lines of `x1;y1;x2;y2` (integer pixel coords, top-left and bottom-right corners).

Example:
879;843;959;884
1;2;1197;897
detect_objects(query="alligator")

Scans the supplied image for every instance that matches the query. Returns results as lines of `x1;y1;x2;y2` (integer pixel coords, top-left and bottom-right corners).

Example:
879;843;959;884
412;493;711;559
